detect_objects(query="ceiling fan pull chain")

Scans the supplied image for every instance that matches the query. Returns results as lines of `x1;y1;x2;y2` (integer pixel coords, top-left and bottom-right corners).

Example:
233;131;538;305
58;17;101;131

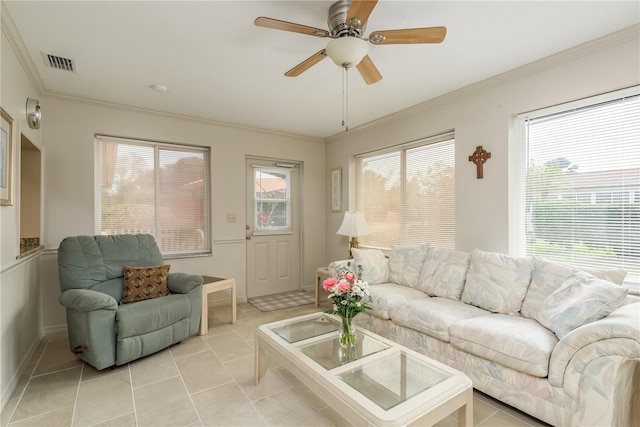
342;65;350;132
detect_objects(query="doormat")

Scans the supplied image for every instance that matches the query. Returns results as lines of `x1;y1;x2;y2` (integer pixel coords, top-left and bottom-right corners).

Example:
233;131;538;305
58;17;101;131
248;290;315;312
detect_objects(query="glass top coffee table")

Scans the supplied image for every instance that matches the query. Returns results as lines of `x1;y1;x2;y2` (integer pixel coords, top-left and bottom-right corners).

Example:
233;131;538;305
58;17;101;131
255;312;473;426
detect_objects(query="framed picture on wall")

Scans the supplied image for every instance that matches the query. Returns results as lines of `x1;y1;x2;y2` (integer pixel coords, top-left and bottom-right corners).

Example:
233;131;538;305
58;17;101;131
0;107;14;206
331;167;342;212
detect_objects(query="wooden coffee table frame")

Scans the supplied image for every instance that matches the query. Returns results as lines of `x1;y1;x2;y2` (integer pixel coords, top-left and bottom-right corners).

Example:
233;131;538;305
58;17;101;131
255;313;473;427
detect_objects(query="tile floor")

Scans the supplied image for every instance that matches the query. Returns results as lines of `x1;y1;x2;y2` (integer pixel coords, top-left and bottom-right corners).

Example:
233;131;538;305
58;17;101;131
1;299;550;427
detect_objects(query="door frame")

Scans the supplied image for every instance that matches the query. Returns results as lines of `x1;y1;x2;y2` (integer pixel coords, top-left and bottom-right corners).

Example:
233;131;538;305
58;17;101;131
245;156;304;297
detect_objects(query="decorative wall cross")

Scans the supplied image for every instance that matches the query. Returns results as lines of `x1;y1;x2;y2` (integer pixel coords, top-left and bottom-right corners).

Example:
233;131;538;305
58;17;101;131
469;145;491;179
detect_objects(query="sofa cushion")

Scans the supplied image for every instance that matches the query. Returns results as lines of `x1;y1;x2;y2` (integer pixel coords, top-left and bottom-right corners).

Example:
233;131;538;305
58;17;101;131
521;256;627;320
352;248;389;284
450;314;558;377
389;297;490;342
416;248;470;300
367;283;429;320
121;264;170;304
461;249;534;315
388;244;429;287
116;293;190;338
537;271;628;338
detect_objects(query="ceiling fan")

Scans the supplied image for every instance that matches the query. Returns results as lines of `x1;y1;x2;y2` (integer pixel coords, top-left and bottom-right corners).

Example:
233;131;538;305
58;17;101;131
254;0;446;85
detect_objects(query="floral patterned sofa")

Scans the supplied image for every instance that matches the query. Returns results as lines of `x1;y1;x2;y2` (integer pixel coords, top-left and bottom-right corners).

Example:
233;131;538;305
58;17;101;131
328;246;639;427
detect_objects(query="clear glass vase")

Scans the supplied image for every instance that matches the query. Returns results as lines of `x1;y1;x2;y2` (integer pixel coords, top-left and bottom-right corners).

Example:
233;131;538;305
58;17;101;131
339;315;357;348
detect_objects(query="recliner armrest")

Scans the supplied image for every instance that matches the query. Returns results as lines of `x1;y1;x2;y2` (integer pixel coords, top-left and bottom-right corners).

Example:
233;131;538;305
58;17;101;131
59;289;118;312
168;273;203;294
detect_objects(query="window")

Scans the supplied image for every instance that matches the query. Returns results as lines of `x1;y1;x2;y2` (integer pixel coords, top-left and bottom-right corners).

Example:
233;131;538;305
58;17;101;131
356;132;455;249
96;136;211;257
514;87;640;286
253;167;291;231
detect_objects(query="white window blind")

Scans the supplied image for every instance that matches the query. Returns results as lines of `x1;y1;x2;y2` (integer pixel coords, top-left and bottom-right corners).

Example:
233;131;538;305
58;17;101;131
516;88;640;285
96;136;211;256
356;133;455;249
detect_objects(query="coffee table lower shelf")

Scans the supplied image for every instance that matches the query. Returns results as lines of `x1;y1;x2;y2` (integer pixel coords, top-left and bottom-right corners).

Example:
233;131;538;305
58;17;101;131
255;313;473;427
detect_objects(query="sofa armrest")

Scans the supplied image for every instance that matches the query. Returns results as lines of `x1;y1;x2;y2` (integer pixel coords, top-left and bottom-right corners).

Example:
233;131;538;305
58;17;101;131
548;302;640;397
59;289;118;312
168;272;203;294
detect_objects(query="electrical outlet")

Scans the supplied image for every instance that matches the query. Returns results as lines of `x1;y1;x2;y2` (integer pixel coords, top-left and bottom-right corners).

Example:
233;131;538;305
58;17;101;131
227;213;237;223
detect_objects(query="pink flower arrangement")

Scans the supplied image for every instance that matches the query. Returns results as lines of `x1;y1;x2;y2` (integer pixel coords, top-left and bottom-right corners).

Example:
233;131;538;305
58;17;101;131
322;265;372;320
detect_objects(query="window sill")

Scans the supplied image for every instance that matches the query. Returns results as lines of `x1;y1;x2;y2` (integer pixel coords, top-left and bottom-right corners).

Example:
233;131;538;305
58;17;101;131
16;245;44;260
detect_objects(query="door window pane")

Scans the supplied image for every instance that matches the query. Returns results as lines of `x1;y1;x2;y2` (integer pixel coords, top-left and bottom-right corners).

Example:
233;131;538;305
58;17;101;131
254;168;290;231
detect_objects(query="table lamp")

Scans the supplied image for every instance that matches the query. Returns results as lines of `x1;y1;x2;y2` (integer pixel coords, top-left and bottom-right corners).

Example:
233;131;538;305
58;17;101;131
337;211;371;258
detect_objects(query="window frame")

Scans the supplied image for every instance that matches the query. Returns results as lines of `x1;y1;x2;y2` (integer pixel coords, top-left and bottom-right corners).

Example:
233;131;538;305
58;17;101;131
356;131;456;250
95;135;212;258
511;86;640;289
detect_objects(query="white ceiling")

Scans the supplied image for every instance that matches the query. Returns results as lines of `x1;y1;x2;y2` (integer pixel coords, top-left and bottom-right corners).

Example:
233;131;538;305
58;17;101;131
4;1;639;139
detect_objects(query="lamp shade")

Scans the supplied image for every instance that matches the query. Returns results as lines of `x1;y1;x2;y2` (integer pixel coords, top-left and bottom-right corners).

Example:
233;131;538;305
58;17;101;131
337;211;371;237
325;36;369;67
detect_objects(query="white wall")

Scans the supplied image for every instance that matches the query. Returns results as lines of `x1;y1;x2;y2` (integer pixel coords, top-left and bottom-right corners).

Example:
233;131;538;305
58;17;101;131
2;6;325;407
40;96;326;330
324;28;640;263
0;19;44;409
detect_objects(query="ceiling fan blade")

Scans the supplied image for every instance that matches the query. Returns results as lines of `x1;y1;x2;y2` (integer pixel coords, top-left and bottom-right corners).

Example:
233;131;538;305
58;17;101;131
346;0;378;29
254;17;330;38
369;27;447;44
356;55;382;85
285;50;327;77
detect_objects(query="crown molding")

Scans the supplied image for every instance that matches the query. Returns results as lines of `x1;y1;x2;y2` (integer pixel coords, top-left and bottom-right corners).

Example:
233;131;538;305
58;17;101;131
1;1;45;95
325;24;640;143
45;91;323;143
1;2;321;142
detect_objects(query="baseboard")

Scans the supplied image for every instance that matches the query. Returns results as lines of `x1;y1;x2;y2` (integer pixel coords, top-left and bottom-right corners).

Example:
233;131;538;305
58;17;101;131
43;324;68;337
0;331;44;412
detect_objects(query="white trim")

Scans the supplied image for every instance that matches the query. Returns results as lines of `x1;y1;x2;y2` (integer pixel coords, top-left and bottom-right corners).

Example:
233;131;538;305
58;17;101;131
326;25;640;141
0;331;43;411
516;86;640;120
0;248;43;276
354;130;455;159
511;86;640;282
43;324;68;337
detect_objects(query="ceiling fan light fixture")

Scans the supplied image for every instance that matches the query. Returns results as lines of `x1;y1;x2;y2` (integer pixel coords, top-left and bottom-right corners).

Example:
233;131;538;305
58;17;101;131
325;36;369;67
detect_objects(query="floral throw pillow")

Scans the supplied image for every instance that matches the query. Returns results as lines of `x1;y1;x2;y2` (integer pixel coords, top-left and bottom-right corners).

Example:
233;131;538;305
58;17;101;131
461;249;534;315
352;248;389;285
388;244;429;287
416;248;470;300
521;256;628;320
537;271;628;338
121;264;170;304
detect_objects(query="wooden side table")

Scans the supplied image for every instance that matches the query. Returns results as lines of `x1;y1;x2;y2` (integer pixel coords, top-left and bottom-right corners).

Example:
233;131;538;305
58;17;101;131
199;276;236;335
315;267;331;307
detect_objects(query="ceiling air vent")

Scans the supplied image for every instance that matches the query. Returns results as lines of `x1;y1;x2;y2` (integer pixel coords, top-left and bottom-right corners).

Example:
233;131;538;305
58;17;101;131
43;53;76;72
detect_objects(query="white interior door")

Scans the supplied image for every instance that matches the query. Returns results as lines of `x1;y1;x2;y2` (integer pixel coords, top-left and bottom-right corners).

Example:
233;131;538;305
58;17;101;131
246;158;301;298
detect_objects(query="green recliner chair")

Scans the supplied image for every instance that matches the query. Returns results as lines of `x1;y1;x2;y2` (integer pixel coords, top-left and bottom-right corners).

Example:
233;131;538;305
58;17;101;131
57;234;202;370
